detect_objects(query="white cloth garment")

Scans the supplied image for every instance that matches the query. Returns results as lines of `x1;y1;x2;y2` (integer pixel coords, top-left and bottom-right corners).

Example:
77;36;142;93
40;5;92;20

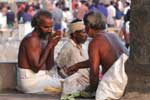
16;67;62;93
56;39;89;94
56;39;87;68
96;53;128;100
63;69;89;94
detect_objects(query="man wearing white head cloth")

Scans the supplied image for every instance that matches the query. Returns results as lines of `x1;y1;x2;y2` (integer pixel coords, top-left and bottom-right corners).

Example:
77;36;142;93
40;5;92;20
56;19;90;95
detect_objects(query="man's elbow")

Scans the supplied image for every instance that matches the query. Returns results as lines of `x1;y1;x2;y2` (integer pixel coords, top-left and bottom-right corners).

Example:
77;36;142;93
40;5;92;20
32;68;39;73
30;66;40;73
46;63;54;70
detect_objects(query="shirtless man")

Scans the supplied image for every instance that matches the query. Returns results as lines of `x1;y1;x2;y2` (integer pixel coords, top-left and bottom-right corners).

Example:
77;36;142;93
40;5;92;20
67;11;128;92
17;10;61;93
18;10;61;72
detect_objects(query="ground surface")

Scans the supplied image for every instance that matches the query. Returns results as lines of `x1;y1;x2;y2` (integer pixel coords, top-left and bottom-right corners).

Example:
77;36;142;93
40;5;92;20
0;91;150;100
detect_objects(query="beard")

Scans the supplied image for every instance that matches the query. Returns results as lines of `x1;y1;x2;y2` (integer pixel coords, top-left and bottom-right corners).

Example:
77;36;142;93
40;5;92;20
77;37;87;44
40;32;51;40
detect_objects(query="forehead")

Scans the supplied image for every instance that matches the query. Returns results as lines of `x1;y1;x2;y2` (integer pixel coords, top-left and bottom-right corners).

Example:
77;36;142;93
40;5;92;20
40;16;53;25
75;29;86;35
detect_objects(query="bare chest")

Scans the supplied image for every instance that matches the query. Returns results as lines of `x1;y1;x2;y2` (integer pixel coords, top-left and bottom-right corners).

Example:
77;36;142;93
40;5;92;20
40;39;48;49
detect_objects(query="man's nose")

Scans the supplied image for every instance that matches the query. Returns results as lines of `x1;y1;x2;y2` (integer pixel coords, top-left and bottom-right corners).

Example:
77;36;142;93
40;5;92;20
83;32;87;37
83;33;87;38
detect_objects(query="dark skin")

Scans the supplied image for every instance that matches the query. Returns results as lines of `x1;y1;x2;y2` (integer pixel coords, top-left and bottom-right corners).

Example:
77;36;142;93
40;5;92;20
67;27;128;92
71;30;87;45
18;16;61;73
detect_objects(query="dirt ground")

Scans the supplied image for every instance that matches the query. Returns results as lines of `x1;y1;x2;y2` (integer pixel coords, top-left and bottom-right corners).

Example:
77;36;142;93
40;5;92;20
0;91;150;100
120;92;150;100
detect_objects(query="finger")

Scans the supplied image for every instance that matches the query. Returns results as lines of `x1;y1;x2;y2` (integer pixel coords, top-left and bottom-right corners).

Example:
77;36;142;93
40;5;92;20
66;69;73;75
55;30;61;35
66;70;70;75
52;36;61;40
51;32;58;38
52;31;61;37
68;71;73;76
67;68;72;73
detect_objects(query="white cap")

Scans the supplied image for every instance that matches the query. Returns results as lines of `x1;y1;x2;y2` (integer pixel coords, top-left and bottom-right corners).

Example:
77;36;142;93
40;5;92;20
68;21;85;34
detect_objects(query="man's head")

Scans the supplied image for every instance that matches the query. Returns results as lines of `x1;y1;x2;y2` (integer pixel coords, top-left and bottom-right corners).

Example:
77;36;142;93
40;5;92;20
31;10;53;37
69;19;87;44
83;11;106;37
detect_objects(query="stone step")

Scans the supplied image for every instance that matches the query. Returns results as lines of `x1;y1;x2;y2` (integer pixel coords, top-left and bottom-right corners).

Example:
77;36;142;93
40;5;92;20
0;63;94;100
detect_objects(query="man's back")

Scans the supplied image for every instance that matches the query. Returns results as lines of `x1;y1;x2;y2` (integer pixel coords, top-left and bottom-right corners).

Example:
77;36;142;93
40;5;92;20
90;32;128;74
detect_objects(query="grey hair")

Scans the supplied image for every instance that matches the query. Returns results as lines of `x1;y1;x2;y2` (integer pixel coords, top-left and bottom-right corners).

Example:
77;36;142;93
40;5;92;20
83;11;106;30
31;10;53;27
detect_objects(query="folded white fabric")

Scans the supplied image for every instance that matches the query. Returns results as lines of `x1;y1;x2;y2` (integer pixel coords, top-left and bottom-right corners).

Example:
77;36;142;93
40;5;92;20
16;67;62;93
96;53;128;100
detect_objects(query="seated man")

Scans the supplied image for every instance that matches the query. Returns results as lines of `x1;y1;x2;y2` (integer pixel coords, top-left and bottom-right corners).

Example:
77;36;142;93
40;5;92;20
17;10;62;93
56;19;89;94
67;11;129;99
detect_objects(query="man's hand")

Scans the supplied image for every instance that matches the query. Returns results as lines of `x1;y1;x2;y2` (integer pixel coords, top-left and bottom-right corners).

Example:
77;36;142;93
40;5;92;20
48;31;61;47
54;30;61;36
66;65;79;76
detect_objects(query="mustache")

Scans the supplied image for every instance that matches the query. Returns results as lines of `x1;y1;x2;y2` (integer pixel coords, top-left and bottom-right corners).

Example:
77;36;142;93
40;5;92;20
45;32;52;34
39;32;51;39
78;38;87;44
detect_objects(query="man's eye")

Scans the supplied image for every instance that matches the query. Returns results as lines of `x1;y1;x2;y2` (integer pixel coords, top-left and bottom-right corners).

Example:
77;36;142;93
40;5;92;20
44;27;49;28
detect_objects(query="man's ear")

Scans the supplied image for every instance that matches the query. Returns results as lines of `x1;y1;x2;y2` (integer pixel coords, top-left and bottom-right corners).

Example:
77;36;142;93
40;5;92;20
88;27;95;36
35;25;39;29
35;25;38;28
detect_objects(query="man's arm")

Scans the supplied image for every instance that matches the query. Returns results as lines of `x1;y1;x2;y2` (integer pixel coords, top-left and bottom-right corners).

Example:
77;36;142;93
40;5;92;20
88;39;100;92
46;47;54;70
26;35;60;73
46;31;61;70
26;37;52;73
67;60;90;75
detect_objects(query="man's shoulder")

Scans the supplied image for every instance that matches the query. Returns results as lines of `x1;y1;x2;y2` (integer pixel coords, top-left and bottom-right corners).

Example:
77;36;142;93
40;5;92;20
22;33;39;44
28;32;39;38
89;37;100;48
92;34;106;43
90;34;110;48
61;40;74;50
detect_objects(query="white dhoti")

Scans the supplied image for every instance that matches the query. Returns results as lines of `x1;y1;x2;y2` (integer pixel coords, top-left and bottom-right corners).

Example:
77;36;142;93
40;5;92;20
56;39;90;94
63;68;89;94
16;67;62;93
96;53;128;100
